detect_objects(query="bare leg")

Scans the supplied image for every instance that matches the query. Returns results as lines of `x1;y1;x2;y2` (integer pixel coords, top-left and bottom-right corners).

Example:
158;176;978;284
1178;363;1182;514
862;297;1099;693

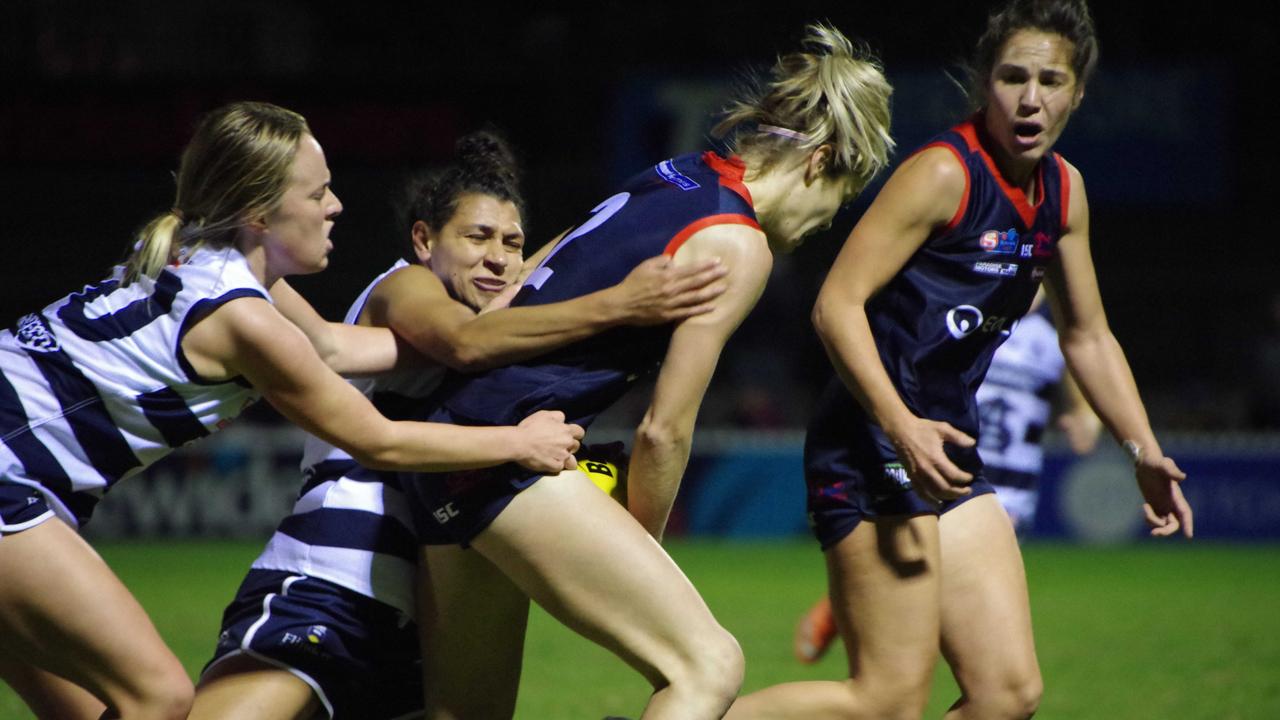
469;470;743;720
0;651;106;720
726;516;941;720
0;519;192;720
418;544;530;720
188;654;322;720
939;495;1041;719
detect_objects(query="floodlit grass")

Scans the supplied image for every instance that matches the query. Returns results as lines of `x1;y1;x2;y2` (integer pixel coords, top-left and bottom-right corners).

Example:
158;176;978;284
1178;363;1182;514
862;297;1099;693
2;540;1276;719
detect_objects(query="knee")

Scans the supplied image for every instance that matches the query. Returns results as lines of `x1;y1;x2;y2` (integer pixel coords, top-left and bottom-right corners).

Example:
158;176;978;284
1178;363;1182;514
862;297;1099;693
843;670;932;720
114;660;194;720
1002;672;1043;719
669;626;745;706
971;670;1043;720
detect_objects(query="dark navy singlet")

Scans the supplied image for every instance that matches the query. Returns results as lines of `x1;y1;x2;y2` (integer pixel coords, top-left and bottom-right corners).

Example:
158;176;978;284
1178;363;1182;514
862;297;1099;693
807;115;1072;477
427;151;759;430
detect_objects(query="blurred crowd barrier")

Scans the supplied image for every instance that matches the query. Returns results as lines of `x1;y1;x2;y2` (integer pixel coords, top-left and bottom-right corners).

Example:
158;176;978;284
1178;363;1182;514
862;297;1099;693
84;425;1280;543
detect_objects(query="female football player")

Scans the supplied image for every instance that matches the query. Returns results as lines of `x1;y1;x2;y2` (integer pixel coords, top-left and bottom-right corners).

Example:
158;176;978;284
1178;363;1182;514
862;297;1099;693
729;2;1192;718
0;102;582;720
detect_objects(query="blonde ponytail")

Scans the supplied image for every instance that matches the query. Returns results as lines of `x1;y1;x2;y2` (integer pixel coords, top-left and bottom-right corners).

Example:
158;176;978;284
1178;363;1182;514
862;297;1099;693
714;23;895;190
122;101;310;285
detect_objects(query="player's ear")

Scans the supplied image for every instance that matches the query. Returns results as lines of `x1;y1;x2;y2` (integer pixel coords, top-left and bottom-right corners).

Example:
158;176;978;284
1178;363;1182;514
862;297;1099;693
805;144;834;184
411;220;433;265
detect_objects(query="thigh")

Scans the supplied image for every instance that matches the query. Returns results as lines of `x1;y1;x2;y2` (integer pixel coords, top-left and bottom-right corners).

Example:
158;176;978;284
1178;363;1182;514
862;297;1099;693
827;514;943;686
937;494;1039;690
0;518;186;710
469;469;727;687
191;655;320;720
418;544;529;720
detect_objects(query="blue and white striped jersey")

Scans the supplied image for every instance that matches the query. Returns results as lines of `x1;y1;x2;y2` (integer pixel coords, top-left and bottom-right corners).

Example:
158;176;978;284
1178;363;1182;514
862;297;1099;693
0;245;268;527
251;260;446;616
976;307;1064;483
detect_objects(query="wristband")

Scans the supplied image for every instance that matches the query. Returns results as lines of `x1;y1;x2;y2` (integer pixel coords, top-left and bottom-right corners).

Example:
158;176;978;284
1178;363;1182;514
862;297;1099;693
1122;439;1143;465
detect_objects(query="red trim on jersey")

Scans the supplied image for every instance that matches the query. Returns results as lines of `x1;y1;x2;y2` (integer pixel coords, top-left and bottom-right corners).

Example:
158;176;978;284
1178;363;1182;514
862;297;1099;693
1055;152;1071;232
914;141;970;233
663;214;762;256
702;151;754;207
956;118;1044;229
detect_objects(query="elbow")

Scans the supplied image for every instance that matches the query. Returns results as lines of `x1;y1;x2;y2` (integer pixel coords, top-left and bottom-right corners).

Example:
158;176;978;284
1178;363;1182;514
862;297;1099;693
1059;325;1113;361
342;432;402;471
346;445;393;470
314;344;342;372
440;339;501;373
811;293;842;345
635;414;692;453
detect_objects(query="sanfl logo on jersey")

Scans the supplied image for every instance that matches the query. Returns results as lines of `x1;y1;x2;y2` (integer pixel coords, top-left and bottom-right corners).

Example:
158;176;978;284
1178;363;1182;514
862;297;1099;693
14;314;60;353
656;159;701;191
980;229;1019;254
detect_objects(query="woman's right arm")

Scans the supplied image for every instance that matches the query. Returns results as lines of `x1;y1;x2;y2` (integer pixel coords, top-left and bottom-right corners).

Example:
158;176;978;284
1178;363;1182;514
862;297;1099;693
811;147;975;501
372;258;728;373
182;297;582;474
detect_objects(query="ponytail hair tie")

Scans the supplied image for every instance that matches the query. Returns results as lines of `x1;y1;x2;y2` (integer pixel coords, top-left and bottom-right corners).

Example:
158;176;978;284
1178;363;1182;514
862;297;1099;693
758;124;814;142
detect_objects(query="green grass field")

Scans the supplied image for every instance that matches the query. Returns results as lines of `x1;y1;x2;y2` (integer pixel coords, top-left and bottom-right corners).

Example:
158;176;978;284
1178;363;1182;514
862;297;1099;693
2;540;1277;718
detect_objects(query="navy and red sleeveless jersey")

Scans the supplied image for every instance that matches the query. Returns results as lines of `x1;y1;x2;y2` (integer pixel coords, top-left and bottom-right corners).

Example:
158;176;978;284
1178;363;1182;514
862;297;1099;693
808;115;1071;475
427;151;759;429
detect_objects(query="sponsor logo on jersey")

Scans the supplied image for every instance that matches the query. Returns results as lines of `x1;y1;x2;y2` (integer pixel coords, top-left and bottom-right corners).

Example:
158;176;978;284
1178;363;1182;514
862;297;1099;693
1031;266;1047;280
945;305;984;338
981;228;1019;254
14;314;60;353
1032;231;1055;258
1020;244;1034;258
307;625;328;644
946;305;1016;339
973;261;1019;277
656;159;701;191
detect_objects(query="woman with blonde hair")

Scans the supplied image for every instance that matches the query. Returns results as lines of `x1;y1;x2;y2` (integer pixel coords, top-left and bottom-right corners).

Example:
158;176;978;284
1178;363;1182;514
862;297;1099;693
0;101;582;719
400;23;894;719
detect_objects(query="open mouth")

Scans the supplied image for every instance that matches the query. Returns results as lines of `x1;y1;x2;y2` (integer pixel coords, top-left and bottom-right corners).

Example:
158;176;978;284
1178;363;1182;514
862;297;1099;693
1013;122;1043;139
473;277;507;293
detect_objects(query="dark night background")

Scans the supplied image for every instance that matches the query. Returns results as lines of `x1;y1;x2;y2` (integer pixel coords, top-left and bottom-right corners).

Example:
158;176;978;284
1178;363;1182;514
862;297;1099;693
2;1;1276;431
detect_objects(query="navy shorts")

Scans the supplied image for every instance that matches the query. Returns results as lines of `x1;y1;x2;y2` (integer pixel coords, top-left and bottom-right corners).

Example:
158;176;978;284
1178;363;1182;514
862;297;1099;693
804;416;994;551
204;570;423;720
399;463;540;547
0;481;55;535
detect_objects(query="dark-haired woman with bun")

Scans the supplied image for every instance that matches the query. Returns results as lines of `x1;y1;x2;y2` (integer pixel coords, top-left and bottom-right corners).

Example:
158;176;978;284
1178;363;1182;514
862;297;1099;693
729;2;1192;718
187;129;728;720
0;104;586;720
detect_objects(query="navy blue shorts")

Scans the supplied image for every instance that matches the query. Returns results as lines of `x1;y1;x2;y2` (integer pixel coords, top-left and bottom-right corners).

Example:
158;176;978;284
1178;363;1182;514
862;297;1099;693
804;416;994;551
399;464;540;547
204;570;423;719
0;481;55;535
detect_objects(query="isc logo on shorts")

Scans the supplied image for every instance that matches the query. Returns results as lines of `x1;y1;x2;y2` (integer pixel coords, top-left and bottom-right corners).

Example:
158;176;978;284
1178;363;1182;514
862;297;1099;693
432;502;460;524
